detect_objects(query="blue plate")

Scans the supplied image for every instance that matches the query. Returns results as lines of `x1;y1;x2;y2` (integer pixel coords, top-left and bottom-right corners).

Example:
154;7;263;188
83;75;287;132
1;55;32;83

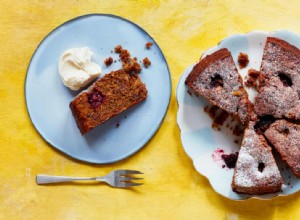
25;14;171;164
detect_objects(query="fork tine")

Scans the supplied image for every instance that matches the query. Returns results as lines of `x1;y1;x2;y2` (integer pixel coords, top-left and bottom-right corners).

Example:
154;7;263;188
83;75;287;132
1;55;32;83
118;182;144;187
124;182;143;187
119;176;144;181
117;170;143;175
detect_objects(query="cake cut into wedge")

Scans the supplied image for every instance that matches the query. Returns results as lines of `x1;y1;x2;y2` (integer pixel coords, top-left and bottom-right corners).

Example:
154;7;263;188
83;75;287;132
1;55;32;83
70;70;148;134
185;48;253;125
232;121;283;194
265;120;300;177
254;37;300;119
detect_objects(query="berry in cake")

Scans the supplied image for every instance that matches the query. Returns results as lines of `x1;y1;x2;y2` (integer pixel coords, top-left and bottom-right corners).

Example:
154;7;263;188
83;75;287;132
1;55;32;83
70;70;148;134
211;148;239;169
254;37;300;119
265;120;300;177
185;48;253;125
232;121;283;194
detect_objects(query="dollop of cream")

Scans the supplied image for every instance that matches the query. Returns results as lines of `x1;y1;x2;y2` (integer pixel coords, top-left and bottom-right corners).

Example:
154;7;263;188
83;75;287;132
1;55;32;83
58;47;101;90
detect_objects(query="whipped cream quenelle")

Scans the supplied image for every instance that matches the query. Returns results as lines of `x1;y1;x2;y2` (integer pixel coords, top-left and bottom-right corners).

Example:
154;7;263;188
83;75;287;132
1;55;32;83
58;47;101;91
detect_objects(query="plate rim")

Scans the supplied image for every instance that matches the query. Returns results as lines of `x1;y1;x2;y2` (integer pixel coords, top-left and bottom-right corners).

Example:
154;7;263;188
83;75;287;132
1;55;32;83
24;13;172;164
176;30;300;200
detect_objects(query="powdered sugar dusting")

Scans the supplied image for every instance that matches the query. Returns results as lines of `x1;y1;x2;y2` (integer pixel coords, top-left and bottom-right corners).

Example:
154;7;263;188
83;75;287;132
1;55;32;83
255;39;300;119
265;119;300;177
233;122;282;190
190;54;251;124
262;41;300;78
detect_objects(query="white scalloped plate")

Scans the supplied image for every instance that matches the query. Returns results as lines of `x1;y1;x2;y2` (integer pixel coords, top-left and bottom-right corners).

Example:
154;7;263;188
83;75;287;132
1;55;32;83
177;30;300;200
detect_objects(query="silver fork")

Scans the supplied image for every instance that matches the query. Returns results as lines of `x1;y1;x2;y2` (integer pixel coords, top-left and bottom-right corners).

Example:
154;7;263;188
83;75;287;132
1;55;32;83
36;170;143;188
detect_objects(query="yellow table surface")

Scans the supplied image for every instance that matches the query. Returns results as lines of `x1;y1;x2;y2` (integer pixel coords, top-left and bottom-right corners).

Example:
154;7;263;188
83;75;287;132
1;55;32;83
1;0;300;219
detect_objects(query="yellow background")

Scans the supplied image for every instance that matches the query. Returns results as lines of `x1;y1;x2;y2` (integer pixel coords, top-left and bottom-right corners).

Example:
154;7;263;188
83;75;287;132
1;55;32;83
1;0;300;219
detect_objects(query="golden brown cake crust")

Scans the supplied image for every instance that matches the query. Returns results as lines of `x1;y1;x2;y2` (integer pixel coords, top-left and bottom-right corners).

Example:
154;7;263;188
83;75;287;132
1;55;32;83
70;70;148;134
185;48;231;84
267;37;300;58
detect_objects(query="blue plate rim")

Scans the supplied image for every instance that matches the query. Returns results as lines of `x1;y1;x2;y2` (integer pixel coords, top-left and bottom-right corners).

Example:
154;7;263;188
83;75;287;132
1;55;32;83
24;13;172;164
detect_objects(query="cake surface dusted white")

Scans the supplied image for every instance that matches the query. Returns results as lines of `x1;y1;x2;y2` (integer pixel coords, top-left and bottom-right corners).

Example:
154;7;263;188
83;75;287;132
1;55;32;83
265;119;300;177
255;37;300;119
232;121;283;194
185;48;253;125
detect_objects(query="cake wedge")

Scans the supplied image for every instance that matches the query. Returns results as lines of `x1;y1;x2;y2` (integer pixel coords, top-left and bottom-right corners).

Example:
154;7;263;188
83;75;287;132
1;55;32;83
70;70;148;134
185;48;253;125
265;120;300;177
232;121;283;194
254;37;300;119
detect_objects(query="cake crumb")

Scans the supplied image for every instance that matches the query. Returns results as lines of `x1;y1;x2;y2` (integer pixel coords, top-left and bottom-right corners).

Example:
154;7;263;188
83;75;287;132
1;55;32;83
187;90;192;96
238;52;249;68
204;105;228;130
248;68;260;78
212;148;239;169
245;68;261;89
233;124;244;136
145;42;153;49
212;111;229;129
116;123;120;128
115;45;142;74
123;59;142;74
114;45;123;53
221;152;239;169
104;57;113;66
143;57;151;68
204;105;218;119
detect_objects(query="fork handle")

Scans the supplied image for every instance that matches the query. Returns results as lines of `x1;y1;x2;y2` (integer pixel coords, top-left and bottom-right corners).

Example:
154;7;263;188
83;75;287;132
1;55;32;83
36;174;96;184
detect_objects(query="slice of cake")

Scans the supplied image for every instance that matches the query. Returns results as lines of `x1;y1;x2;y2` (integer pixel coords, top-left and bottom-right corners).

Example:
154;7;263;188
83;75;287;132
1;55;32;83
185;48;253;125
254;37;300;119
70;70;148;134
265;120;300;177
232;121;283;194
